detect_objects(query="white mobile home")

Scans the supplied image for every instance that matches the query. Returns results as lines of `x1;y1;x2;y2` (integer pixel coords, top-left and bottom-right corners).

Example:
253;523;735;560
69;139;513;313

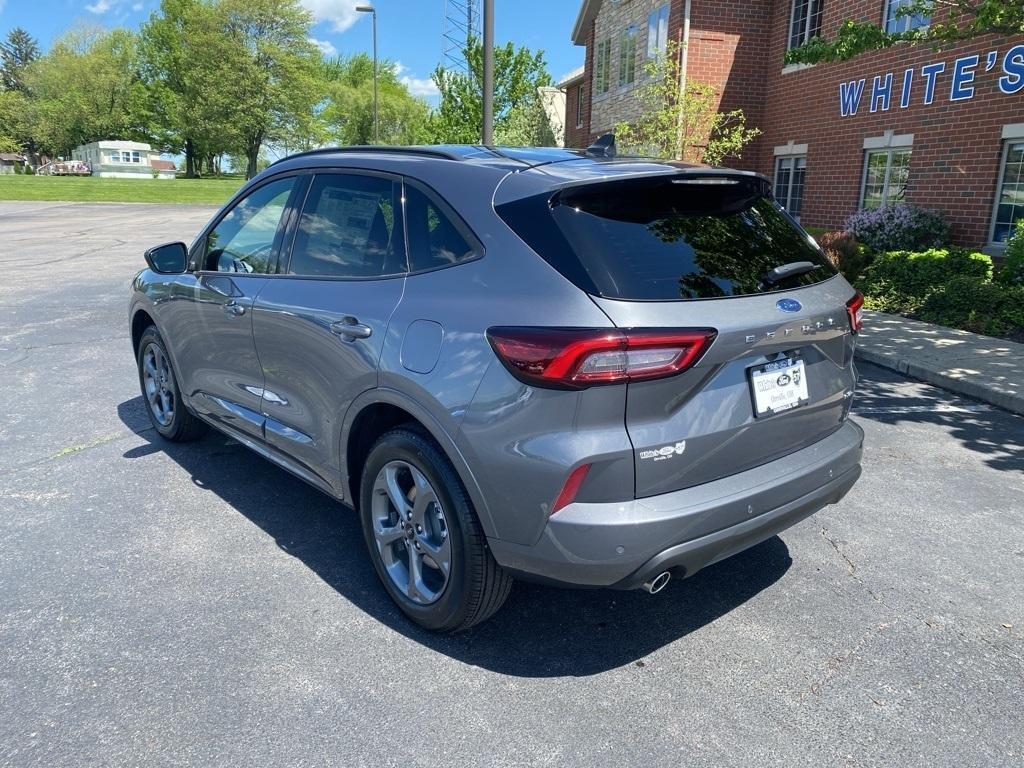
71;141;176;179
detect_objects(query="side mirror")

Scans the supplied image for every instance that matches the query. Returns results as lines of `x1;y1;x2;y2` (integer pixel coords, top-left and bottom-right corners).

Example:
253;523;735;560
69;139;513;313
144;241;188;274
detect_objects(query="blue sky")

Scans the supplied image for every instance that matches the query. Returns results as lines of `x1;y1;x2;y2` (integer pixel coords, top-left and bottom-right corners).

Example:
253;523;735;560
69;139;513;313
0;0;586;101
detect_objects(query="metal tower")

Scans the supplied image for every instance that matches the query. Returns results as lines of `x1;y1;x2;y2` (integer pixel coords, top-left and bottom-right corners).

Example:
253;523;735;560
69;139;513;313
442;0;481;73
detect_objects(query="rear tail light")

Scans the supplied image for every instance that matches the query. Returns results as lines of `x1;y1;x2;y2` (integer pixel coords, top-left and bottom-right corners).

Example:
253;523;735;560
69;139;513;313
846;292;864;334
551;463;591;515
486;327;717;389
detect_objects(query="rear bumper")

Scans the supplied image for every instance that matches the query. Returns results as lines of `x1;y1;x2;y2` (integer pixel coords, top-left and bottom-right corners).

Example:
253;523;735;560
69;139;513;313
488;419;864;588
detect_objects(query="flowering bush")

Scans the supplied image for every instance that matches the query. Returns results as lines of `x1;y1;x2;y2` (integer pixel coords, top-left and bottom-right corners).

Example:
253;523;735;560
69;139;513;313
844;204;950;253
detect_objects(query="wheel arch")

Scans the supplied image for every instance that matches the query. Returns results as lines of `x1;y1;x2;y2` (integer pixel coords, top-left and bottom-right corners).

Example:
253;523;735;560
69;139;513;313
130;306;156;355
341;389;497;539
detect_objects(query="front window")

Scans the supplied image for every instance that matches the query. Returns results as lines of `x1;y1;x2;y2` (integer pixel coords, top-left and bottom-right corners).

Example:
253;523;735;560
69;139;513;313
204;177;296;273
594;39;612;94
992;141;1024;244
618;26;638;87
861;148;911;209
646;4;669;59
109;150;142;164
788;0;824;50
884;0;930;34
774;156;807;220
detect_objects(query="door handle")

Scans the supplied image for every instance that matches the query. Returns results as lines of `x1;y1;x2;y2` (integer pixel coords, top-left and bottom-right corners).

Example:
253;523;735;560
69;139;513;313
330;317;372;340
224;300;246;317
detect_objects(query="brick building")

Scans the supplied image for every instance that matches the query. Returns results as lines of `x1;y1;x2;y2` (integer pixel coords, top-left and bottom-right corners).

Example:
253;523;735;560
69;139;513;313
567;0;1024;250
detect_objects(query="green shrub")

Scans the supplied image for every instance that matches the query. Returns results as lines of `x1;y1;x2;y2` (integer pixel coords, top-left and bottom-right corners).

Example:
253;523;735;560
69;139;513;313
997;228;1024;287
919;276;1024;337
857;248;992;314
817;230;869;283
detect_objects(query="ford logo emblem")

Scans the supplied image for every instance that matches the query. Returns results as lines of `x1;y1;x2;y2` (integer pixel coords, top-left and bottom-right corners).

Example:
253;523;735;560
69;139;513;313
776;298;802;313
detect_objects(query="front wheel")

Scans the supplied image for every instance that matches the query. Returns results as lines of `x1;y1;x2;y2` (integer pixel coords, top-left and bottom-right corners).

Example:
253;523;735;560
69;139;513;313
136;326;206;442
359;428;512;632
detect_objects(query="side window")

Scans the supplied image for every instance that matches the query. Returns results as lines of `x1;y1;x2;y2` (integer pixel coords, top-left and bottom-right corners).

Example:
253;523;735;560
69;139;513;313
287;174;405;278
404;184;477;272
205;177;296;273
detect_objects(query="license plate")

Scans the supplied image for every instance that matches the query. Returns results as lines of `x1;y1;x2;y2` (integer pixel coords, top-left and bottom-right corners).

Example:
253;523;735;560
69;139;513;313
749;356;809;417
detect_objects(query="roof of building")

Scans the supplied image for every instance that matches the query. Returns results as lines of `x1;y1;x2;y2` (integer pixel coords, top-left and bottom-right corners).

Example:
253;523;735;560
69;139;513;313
571;0;602;45
557;66;585;88
77;140;154;151
0;153;24;162
150;159;176;171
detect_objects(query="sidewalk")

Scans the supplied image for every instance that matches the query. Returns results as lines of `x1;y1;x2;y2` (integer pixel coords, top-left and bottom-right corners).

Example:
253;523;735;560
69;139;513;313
855;310;1024;416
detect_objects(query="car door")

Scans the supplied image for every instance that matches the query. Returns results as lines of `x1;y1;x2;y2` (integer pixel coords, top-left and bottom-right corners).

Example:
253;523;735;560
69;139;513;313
251;171;407;488
178;175;302;440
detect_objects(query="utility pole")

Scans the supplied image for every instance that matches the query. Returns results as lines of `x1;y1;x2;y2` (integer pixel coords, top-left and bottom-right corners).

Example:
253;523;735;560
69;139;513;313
357;5;379;143
482;0;494;145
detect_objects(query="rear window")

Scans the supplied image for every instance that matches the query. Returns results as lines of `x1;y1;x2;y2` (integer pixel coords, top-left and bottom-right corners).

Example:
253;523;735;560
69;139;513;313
496;174;836;301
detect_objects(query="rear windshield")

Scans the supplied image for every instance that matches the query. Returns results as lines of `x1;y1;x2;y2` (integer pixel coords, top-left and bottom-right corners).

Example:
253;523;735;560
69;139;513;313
496;174;836;301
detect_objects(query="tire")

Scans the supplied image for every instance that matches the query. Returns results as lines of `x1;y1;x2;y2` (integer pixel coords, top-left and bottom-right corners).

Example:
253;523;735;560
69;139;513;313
359;427;512;632
136;326;206;442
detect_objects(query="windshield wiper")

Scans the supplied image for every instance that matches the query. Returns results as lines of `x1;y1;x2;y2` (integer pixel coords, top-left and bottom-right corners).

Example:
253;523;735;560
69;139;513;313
759;261;819;289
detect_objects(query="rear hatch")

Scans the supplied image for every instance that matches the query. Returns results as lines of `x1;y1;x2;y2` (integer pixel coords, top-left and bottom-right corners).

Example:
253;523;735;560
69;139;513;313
497;168;859;498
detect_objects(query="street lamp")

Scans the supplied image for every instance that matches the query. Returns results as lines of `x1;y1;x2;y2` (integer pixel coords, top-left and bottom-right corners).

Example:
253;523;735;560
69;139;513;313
356;4;378;144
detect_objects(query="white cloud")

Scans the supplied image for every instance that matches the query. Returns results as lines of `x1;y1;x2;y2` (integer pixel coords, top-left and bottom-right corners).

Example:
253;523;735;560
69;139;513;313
309;37;338;58
86;0;112;12
300;0;363;33
400;75;439;99
132;2;143;10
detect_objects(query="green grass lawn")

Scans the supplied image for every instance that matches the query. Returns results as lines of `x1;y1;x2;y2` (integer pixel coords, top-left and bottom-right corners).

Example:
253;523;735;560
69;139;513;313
0;175;244;205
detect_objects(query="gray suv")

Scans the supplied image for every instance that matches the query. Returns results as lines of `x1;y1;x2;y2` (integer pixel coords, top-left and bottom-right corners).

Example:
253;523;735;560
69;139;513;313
129;143;864;631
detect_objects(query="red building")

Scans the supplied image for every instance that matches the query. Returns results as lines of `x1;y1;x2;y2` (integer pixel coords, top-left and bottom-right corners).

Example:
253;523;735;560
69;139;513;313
567;0;1024;251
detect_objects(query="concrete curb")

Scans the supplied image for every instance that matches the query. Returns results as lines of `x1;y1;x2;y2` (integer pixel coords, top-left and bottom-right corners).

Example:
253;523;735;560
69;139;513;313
854;311;1024;417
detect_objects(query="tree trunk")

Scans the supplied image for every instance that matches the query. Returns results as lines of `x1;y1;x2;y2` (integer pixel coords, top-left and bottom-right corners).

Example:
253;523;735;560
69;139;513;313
205;154;215;177
184;138;197;179
245;137;261;179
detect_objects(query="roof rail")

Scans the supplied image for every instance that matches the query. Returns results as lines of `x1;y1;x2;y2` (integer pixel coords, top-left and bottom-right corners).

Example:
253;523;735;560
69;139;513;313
270;145;465;167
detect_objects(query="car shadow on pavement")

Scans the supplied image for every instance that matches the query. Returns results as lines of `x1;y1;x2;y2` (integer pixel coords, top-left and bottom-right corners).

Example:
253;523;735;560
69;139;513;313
118;396;792;678
853;363;1024;474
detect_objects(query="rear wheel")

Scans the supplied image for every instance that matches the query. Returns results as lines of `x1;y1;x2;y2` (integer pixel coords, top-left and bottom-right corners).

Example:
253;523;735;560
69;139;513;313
359;428;512;632
136;326;206;442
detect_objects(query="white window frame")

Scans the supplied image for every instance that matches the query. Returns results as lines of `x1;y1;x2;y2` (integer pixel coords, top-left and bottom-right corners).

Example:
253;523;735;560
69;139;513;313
594;38;612;95
787;0;824;51
646;4;670;59
618;25;638;87
773;142;809;221
883;0;930;34
575;83;584;128
989;123;1024;245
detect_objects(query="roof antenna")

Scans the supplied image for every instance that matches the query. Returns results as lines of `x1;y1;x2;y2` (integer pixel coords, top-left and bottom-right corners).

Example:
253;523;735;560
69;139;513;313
584;133;617;158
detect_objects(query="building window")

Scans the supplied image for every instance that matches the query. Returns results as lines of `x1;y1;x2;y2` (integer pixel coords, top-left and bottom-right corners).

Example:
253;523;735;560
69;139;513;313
992;141;1024;244
861;148;912;209
594;38;612;94
618;26;637;87
575;83;584;128
647;4;670;59
788;0;824;50
884;0;929;34
775;156;807;220
109;150;141;164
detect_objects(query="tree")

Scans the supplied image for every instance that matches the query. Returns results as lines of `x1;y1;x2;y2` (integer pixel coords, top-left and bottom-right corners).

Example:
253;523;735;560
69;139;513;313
218;0;324;178
615;41;760;165
140;0;245;176
430;38;553;144
319;55;430;147
24;26;150;157
0;27;40;92
786;0;1024;65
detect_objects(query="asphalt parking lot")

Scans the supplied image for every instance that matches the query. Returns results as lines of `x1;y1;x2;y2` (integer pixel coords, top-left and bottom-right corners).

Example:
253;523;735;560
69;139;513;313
1;201;1022;767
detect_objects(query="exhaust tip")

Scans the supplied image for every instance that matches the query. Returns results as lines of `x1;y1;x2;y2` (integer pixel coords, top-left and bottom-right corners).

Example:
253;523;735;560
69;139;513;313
642;571;672;594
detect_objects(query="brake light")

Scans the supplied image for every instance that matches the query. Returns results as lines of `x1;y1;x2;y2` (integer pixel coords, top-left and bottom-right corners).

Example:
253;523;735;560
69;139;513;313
486;327;717;389
551;463;591;515
846;292;864;334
